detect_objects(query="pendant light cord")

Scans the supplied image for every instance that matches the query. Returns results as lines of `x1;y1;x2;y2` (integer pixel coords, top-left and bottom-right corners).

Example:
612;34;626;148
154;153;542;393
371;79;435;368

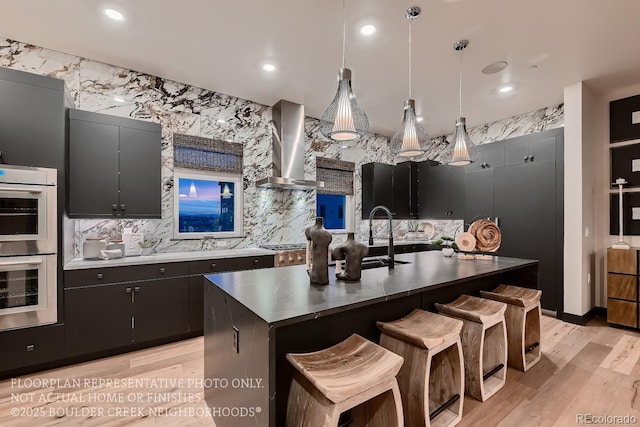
408;18;412;99
342;0;346;69
459;48;463;117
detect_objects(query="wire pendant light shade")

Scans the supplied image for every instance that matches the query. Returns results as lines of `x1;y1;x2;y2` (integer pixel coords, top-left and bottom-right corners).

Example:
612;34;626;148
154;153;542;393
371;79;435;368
390;6;431;158
320;0;369;144
448;39;477;165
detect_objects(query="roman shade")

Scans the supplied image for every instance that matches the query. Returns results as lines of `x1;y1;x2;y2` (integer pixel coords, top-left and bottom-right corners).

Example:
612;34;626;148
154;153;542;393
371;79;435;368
316;157;355;195
173;133;243;174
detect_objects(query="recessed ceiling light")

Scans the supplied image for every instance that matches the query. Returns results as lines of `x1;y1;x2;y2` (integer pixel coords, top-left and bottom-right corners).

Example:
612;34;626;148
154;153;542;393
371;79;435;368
262;63;277;72
499;85;514;93
113;96;125;103
481;61;508;75
103;8;125;22
416;116;424;123
360;24;376;36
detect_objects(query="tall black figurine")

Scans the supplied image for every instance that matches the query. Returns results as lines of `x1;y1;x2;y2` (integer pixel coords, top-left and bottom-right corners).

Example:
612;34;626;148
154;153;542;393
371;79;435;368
305;217;332;285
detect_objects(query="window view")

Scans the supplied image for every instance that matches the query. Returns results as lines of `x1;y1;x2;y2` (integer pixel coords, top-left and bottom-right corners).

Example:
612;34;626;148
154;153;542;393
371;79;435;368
174;170;243;239
316;193;346;230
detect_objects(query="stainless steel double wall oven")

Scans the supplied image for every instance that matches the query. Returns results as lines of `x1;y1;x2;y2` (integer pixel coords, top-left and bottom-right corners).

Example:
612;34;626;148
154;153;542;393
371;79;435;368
0;164;57;331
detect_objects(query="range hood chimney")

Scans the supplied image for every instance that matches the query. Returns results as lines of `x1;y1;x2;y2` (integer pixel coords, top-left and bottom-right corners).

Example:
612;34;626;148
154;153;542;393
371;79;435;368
256;100;325;190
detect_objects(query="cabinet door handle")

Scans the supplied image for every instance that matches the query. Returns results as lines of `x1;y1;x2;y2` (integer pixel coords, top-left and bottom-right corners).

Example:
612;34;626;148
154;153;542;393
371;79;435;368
211;263;217;270
134;286;140;292
253;259;259;265
125;287;132;294
159;267;166;274
26;344;34;352
524;155;528;162
528;155;534;161
97;273;103;280
120;204;126;211
112;204;118;211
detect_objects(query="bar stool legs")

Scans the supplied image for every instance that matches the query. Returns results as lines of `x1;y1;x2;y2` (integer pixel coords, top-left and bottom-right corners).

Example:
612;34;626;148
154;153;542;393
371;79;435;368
435;295;508;402
480;285;542;371
378;309;464;427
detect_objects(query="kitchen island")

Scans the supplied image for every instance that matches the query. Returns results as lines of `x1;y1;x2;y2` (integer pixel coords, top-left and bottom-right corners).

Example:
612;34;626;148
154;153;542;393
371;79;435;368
203;251;538;426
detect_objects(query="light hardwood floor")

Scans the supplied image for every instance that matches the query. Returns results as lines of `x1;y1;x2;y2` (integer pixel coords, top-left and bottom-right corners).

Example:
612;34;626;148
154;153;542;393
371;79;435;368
1;315;640;426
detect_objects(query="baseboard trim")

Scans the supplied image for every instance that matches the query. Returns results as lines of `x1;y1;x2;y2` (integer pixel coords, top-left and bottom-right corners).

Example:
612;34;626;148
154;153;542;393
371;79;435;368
562;306;603;326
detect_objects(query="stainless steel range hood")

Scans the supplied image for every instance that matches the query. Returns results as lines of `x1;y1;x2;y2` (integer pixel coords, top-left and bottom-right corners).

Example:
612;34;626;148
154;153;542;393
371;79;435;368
256;100;325;190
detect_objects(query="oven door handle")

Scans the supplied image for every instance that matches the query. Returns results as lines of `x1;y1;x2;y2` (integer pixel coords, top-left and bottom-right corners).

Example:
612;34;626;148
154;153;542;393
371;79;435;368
0;258;43;267
0;186;44;193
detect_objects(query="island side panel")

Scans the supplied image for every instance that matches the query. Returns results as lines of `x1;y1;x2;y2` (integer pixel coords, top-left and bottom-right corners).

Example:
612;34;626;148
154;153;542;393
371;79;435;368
204;279;273;427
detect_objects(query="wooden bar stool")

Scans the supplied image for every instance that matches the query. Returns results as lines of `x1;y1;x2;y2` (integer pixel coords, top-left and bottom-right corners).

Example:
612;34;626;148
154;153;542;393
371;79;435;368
377;309;464;427
480;285;542;371
435;295;507;402
286;334;404;427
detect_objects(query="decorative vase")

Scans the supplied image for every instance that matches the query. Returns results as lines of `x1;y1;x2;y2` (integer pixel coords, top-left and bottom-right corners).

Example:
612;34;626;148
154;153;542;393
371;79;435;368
305;217;332;285
331;232;369;281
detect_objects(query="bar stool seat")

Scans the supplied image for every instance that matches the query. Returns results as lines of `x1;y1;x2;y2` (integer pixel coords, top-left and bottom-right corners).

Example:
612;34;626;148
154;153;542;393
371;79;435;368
286;334;404;427
378;309;464;427
480;285;542;371
435;295;507;402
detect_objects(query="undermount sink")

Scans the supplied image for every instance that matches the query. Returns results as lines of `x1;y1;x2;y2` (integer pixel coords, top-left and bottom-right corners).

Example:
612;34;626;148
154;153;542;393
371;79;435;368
361;258;411;270
330;258;411;270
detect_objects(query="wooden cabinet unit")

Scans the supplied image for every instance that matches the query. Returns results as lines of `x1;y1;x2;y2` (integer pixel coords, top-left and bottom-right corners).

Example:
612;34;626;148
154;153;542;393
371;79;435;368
607;248;640;328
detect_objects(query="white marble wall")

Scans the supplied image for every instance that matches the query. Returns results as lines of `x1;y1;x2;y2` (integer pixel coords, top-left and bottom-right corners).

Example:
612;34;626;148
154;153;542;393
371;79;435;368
0;37;563;255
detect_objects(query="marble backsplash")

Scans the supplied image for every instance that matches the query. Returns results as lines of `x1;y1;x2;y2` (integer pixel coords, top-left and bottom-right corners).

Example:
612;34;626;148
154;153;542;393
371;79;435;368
0;37;563;257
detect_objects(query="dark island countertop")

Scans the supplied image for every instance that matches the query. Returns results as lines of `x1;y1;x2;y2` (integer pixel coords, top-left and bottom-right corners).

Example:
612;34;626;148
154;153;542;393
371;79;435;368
205;251;537;328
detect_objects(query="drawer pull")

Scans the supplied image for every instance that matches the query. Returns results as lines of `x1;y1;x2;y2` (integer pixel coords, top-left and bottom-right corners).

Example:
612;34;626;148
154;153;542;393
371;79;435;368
253;259;259;264
26;344;34;352
97;273;103;280
159;267;166;274
211;263;217;269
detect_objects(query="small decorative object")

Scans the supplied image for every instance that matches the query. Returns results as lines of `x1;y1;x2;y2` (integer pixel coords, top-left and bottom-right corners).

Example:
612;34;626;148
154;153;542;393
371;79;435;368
305;217;333;285
83;236;107;260
455;232;476;260
612;177;630;249
441;247;455;257
138;240;156;256
406;220;420;240
468;219;502;252
331;232;368;281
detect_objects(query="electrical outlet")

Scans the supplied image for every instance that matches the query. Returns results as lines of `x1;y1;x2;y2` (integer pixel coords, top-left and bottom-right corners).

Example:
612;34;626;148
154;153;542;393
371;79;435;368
232;326;239;353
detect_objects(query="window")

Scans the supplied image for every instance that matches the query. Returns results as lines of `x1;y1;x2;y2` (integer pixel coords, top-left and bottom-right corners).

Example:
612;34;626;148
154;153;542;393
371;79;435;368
315;158;355;231
173;169;243;239
317;193;350;230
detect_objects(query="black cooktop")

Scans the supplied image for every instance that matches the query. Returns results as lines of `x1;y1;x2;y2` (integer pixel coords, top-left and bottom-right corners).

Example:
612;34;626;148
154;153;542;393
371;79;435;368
259;243;306;251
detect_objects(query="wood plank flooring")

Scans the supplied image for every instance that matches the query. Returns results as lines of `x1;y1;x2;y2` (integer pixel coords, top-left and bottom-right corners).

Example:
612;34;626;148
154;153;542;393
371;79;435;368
1;315;639;426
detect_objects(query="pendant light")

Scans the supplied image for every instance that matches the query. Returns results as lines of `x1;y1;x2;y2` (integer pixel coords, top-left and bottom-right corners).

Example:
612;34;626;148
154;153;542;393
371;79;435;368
320;0;369;144
448;39;478;166
390;6;431;157
221;183;233;199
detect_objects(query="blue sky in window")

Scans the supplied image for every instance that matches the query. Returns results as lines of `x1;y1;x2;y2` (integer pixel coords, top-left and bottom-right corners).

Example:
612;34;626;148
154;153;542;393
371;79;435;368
178;178;221;215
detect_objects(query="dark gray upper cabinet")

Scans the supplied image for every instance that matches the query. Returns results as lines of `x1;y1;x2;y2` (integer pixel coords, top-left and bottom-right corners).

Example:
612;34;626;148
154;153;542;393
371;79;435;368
68;109;161;218
466;144;505;172
504;134;556;166
362;161;424;219
464;168;495;225
418;163;465;220
361;163;395;218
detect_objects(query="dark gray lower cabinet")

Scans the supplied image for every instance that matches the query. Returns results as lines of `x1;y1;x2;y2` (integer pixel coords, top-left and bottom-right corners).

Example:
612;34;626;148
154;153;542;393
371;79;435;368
0;325;65;372
64;278;189;357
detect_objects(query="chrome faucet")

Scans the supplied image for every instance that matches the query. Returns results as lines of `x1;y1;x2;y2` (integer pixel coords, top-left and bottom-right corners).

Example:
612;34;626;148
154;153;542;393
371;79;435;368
368;205;394;269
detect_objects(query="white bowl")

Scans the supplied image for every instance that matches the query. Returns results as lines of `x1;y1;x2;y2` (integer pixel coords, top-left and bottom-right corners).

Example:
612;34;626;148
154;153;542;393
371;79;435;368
441;247;455;257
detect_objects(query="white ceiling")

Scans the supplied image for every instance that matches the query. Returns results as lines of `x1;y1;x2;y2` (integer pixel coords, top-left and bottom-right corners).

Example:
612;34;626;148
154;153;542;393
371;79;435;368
1;0;640;137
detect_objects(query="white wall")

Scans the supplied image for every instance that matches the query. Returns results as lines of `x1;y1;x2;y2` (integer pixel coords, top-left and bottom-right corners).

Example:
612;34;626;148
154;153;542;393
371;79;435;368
563;82;597;316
